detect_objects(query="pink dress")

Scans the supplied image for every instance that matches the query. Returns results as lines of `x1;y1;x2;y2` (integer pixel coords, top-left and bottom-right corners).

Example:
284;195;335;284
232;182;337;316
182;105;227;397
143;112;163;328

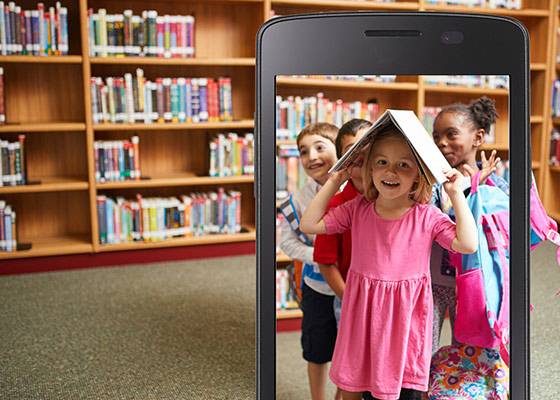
323;196;456;399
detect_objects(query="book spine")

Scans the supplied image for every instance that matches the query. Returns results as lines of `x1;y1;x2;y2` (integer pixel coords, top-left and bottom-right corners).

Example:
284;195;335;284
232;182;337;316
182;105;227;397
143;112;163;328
190;78;200;123
0;67;4;126
186;15;194;57
177;77;186;122
163;14;170;58
59;6;68;55
0;200;4;250
97;195;107;244
49;6;56;55
198;78;208;122
123;9;132;56
4;205;11;251
124;72;134;123
156;77;164;122
17;134;25;184
24;10;31;55
185;78;192;122
170;78;179;122
6;2;13;55
156;15;164;57
114;14;124;57
98;8;107;57
132;135;140;180
163;77;171;122
0;2;5;55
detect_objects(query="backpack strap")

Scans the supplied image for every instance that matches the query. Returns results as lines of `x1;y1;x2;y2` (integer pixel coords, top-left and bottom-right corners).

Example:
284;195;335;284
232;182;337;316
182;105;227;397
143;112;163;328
483;213;510;367
470;170;496;195
279;195;312;246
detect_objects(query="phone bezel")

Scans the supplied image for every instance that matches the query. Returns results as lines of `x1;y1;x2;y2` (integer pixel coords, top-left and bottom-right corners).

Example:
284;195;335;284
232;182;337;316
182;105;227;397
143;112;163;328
256;12;530;399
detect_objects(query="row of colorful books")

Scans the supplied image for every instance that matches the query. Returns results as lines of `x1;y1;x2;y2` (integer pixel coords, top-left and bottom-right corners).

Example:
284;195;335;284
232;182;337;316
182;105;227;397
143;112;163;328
550;128;560;166
0;134;26;186
94;136;140;183
209;132;254;178
276;269;299;311
284;75;397;83
552;80;560;118
91;70;233;124
423;75;509;89
0;200;16;251
0;1;68;56
424;0;520;8
96;189;242;245
276;144;307;200
276;94;380;140
87;8;194;58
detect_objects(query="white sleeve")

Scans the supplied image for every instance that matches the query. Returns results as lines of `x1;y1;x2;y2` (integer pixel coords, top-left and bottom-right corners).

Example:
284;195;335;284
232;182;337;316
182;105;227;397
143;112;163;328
279;217;315;265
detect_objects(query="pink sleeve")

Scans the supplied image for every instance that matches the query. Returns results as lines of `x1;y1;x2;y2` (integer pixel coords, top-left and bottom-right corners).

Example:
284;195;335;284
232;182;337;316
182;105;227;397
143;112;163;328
323;197;358;235
429;206;457;251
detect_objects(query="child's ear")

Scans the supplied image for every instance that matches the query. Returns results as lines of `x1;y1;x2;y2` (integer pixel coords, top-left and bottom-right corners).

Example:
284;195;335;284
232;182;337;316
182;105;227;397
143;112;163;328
472;128;485;147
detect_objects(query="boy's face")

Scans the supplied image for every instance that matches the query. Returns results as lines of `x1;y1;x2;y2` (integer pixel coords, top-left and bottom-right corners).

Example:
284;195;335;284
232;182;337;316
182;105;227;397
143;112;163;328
298;134;337;185
340;127;369;194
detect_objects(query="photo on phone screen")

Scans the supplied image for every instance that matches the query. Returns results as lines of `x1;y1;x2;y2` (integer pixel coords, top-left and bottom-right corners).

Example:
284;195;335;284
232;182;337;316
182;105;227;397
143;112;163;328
256;12;530;400
275;74;511;400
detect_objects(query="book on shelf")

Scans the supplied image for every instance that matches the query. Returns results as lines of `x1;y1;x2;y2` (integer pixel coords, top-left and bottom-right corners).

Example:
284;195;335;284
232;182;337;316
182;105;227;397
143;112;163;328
550;128;560;167
276;93;379;140
94;135;140;183
91;69;233;124
276;143;308;200
88;8;194;58
97;189;242;245
276;269;299;312
0;199;16;252
208;132;254;177
330;109;451;187
0;66;4;125
0;134;27;186
0;1;68;56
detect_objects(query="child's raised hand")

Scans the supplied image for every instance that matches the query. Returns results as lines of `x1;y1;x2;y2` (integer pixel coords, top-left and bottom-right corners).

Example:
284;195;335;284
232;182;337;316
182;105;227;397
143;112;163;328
329;167;351;187
463;150;500;186
442;168;464;197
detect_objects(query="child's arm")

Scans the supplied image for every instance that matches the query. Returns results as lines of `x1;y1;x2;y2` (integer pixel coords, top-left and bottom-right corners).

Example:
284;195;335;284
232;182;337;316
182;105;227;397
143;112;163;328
442;168;478;254
300;169;350;235
318;263;345;299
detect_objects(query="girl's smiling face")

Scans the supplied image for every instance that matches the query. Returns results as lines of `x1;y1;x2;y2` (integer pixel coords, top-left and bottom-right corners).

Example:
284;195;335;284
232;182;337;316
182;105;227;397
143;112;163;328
369;136;419;203
432;111;483;169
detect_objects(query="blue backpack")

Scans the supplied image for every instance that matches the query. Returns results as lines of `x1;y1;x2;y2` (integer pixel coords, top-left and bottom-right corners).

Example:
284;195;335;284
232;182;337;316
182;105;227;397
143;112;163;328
453;171;560;367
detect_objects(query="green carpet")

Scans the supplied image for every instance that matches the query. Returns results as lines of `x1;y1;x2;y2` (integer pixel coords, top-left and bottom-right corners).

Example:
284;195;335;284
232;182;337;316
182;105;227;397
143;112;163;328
0;255;256;400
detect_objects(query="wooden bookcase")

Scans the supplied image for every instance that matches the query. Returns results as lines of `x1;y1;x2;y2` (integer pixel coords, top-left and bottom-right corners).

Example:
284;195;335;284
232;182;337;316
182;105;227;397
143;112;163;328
270;0;558;321
0;0;263;260
542;0;560;223
0;0;558;272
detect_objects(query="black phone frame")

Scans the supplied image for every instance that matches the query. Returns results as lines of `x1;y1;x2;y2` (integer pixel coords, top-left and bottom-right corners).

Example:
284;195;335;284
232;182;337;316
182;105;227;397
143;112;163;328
256;11;530;400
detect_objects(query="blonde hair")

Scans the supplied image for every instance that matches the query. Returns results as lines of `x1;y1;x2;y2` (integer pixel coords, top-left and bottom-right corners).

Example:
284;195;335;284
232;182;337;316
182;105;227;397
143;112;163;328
361;127;432;204
296;122;338;147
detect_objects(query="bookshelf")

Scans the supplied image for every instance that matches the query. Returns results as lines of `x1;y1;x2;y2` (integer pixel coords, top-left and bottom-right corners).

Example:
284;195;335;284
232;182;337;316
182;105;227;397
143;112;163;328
0;0;261;259
271;0;557;324
542;0;560;223
0;1;557;271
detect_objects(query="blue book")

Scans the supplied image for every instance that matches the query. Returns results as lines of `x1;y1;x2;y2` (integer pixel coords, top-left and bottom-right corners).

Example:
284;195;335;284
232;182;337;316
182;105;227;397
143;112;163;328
105;197;115;244
97;196;107;244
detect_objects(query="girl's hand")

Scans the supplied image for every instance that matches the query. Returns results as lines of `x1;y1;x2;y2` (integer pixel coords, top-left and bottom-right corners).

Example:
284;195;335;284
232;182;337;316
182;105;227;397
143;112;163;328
329;168;351;187
463;150;500;186
442;168;464;197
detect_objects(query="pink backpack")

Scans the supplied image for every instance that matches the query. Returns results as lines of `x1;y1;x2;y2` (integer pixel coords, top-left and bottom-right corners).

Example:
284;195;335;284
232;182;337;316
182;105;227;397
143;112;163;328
453;171;560;367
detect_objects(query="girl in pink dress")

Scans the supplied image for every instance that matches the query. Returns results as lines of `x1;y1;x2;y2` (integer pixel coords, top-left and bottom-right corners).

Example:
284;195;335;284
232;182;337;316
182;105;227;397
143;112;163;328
300;126;478;400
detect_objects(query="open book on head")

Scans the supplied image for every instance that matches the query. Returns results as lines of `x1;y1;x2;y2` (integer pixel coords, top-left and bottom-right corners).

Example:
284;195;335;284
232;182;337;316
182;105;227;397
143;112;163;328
329;109;452;186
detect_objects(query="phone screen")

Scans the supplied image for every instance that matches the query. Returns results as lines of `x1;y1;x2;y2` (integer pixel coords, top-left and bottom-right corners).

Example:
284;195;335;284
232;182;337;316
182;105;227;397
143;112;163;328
274;74;510;399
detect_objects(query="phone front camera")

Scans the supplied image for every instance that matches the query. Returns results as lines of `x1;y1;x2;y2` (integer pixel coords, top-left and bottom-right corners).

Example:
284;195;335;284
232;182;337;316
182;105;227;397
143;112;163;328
441;31;463;44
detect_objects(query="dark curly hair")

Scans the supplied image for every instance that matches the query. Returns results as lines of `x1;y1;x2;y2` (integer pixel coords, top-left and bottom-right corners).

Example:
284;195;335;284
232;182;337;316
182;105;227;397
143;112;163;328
436;96;499;135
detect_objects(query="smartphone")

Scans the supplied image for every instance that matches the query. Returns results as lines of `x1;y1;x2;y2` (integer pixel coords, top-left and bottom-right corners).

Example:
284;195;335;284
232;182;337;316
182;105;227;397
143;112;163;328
256;12;530;399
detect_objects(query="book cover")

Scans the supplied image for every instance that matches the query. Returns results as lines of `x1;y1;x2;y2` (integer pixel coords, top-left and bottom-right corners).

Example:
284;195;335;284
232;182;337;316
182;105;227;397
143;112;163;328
330;109;451;186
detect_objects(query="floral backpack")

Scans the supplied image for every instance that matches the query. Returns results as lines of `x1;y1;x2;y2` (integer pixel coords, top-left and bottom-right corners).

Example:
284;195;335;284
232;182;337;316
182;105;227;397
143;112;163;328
424;344;509;400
